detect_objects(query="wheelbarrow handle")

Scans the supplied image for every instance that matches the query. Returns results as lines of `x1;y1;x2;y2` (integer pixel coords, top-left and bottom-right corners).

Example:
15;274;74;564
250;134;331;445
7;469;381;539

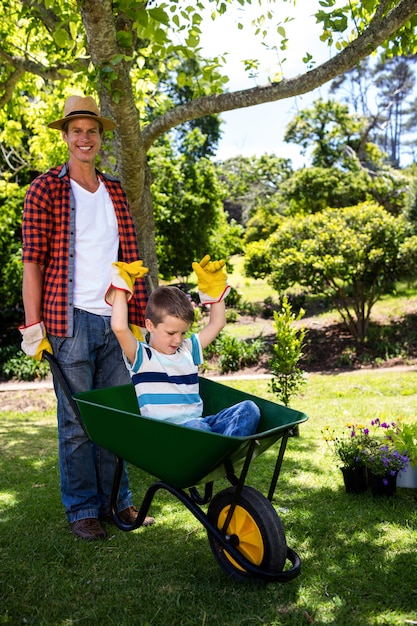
42;351;87;435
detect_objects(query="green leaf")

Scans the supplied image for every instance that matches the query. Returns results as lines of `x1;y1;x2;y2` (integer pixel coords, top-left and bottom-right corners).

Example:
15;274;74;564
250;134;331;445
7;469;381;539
53;28;71;49
154;27;167;45
116;30;133;48
185;33;200;48
149;7;169;26
177;72;187;87
111;53;124;66
69;21;78;40
135;9;148;27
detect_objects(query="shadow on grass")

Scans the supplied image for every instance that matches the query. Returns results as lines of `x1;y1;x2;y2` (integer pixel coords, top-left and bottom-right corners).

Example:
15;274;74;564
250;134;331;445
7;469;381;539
255;437;417;626
1;413;416;626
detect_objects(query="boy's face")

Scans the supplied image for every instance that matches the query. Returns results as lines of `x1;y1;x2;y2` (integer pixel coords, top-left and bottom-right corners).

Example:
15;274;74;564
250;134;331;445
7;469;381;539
145;315;191;355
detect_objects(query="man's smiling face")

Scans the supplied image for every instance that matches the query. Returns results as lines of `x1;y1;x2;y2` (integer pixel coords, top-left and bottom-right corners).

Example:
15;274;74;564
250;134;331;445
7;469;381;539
62;118;102;165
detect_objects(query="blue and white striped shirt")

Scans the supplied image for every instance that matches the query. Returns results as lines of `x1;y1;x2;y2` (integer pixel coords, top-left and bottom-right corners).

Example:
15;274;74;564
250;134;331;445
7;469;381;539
125;334;204;423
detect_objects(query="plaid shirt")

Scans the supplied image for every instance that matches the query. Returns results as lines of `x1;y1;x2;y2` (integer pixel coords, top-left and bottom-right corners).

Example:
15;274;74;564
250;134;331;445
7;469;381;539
22;163;148;336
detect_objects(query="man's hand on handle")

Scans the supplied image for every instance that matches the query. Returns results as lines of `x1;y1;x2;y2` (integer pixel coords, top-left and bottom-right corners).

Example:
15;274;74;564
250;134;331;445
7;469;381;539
19;321;53;361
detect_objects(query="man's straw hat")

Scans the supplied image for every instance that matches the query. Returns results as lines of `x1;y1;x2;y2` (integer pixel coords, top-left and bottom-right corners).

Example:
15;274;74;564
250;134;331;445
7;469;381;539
48;95;116;131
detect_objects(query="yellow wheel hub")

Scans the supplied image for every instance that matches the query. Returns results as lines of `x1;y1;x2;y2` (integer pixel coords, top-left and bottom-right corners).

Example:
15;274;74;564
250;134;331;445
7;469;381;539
217;504;264;571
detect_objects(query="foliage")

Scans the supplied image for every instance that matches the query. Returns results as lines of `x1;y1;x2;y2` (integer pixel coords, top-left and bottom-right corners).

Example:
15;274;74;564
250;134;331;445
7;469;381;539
386;419;417;468
205;331;265;374
149;135;231;280
322;422;372;469
223;285;243;309
282;98;410;215
324;417;411;476
0;182;25;310
279;165;370;215
216;155;293;227
330;56;417;168
361;418;409;477
403;174;417;230
244;202;417;343
0;345;49;381
268;296;306;407
279;162;409;216
364;444;409;477
0;0;415;289
284;98;371;169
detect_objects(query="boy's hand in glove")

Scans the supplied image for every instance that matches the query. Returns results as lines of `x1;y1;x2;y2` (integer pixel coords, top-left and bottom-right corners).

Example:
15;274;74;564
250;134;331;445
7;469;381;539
192;254;231;305
19;321;53;361
105;260;148;305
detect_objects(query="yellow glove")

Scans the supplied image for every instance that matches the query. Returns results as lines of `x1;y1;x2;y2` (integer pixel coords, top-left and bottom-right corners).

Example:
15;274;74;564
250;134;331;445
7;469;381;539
192;254;231;305
129;324;145;342
105;260;148;305
19;321;53;361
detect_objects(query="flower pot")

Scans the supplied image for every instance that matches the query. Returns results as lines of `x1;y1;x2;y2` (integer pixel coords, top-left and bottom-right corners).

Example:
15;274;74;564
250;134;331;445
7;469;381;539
341;466;368;494
396;465;417;489
368;471;397;497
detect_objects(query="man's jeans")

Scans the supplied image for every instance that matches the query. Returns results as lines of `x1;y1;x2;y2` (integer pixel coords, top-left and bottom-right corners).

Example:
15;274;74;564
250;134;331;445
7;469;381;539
183;400;261;436
49;308;133;523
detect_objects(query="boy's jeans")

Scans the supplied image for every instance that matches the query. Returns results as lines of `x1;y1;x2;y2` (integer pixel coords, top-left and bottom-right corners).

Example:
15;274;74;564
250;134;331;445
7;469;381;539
49;308;133;523
183;400;261;437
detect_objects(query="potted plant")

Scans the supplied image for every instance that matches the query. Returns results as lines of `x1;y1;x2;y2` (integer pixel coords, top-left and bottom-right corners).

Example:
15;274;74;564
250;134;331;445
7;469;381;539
362;418;409;496
386;420;417;488
322;422;369;493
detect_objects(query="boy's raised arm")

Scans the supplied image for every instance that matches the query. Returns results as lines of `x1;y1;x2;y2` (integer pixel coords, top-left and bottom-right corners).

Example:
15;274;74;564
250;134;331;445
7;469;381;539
106;261;148;365
193;255;229;349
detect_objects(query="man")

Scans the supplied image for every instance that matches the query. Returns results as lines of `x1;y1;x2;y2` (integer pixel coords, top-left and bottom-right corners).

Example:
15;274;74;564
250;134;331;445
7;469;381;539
20;95;154;540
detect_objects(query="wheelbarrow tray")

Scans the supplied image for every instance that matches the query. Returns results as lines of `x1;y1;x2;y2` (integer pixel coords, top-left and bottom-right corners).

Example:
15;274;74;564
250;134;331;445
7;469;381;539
74;377;307;489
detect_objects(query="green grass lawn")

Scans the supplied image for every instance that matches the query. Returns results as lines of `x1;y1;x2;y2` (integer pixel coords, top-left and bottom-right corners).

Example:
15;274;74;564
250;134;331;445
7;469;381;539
1;370;416;626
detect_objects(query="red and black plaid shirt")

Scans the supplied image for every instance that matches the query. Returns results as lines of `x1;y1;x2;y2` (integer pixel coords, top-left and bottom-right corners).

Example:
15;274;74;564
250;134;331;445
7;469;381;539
22;163;148;336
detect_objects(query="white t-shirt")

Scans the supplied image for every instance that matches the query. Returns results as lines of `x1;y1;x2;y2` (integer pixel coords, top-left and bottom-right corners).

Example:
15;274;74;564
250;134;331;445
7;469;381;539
72;179;119;315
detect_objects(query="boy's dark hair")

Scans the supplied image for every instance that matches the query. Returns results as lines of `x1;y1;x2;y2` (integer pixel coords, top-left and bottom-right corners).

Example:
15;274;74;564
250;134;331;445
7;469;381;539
146;286;195;326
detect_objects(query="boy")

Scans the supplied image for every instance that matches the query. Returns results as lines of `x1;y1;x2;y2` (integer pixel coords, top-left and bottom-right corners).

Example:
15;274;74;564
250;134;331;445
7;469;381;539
106;255;260;436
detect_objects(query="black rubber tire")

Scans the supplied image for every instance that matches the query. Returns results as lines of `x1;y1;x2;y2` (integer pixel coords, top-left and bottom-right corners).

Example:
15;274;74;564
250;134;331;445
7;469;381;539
207;486;287;582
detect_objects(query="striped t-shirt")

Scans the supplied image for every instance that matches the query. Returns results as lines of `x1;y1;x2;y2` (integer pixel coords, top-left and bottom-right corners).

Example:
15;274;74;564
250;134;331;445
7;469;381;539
125;334;204;424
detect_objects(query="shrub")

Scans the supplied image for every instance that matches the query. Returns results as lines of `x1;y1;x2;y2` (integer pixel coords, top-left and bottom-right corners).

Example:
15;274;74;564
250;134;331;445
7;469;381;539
206;332;265;374
268;295;306;406
0;345;50;381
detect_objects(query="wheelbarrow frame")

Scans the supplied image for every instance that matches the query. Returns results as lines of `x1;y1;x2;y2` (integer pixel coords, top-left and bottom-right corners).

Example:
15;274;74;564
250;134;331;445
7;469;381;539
44;352;307;583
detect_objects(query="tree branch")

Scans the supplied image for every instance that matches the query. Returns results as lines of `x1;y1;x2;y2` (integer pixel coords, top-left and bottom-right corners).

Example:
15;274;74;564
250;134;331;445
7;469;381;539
142;0;417;151
0;49;72;81
0;66;24;108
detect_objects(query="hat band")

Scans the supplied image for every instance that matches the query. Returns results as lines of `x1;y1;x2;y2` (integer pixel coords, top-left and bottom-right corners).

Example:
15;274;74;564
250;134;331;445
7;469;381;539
66;109;99;118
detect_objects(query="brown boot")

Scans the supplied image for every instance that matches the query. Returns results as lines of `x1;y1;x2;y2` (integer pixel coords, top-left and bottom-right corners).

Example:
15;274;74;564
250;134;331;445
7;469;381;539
70;518;107;540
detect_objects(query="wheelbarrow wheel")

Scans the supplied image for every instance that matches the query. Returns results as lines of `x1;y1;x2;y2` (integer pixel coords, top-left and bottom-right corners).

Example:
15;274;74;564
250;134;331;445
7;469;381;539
207;486;287;582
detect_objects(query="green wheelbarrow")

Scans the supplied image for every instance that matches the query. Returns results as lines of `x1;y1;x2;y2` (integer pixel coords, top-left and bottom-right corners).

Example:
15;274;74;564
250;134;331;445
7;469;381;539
44;352;308;584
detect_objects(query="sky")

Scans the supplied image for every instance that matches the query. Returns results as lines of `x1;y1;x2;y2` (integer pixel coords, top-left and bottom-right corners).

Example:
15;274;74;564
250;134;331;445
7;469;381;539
197;1;337;167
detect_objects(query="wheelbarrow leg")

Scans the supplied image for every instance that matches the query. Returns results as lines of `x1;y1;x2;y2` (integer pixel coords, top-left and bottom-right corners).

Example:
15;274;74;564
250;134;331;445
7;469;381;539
267;431;290;502
109;456;155;531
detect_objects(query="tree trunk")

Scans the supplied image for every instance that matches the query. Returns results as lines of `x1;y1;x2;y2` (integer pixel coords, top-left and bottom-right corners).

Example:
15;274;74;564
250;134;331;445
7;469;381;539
78;0;159;289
